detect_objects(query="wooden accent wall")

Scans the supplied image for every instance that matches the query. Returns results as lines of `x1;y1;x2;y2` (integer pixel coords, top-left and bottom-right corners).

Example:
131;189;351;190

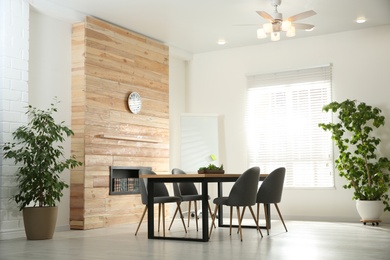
70;16;169;230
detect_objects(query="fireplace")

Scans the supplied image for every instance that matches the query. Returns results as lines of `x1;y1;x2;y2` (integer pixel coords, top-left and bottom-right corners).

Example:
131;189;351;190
109;166;151;195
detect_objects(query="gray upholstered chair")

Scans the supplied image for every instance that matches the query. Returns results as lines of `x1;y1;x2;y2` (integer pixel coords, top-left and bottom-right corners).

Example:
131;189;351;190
168;168;215;231
135;169;187;236
209;166;262;241
256;167;288;235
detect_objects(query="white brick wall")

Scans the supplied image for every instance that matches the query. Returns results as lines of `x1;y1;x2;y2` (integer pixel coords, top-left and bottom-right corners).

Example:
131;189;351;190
0;0;29;239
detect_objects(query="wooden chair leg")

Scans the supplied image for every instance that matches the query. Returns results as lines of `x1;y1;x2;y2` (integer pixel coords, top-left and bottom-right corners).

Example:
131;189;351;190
135;205;147;235
248;206;263;237
177;202;187;233
274;203;288;232
168;205;179;230
209;204;219;239
208;202;216;228
240;206;247;224
264;203;270;235
236;206;242;241
238;206;247;234
168;203;187;233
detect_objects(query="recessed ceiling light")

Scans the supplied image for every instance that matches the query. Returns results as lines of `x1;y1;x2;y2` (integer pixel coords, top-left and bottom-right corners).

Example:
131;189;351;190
217;39;226;45
356;17;366;23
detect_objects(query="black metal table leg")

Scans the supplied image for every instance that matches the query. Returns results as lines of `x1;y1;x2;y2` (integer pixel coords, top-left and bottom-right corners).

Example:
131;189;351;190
201;180;209;241
147;180;154;239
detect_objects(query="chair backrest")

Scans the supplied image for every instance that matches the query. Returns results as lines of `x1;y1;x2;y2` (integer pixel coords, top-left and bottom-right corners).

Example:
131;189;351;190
256;167;286;204
227;166;260;206
171;168;199;196
138;168;170;205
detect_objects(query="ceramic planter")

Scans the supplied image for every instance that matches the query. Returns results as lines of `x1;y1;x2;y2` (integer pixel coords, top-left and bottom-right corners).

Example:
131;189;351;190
355;200;383;222
23;206;58;240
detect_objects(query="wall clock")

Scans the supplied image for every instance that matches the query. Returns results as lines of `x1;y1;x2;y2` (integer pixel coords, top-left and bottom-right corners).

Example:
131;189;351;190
128;92;142;114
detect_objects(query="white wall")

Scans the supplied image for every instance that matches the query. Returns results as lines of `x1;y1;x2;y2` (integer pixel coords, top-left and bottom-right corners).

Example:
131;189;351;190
169;55;188;169
29;9;73;230
183;25;390;223
0;0;30;240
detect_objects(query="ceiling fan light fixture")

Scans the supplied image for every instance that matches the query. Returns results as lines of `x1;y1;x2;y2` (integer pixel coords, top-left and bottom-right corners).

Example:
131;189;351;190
256;0;316;42
286;26;296;37
273;23;281;32
263;23;273;33
271;31;280;41
257;28;267;39
281;20;292;31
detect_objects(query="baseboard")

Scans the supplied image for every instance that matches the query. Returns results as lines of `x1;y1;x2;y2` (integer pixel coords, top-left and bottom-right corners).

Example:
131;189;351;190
0;229;25;240
0;225;70;240
55;225;70;232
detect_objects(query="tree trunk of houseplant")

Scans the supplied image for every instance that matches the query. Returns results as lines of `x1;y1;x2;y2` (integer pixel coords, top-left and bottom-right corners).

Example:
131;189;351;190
23;206;58;240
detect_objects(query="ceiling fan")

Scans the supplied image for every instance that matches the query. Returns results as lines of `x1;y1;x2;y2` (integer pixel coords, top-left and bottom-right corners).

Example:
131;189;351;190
256;0;316;41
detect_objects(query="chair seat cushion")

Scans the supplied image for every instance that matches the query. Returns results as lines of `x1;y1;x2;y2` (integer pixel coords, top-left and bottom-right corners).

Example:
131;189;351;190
181;194;202;201
181;194;211;201
213;196;229;205
154;196;181;204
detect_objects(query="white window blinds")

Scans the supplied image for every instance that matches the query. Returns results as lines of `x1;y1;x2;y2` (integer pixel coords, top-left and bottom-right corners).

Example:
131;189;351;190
245;65;334;188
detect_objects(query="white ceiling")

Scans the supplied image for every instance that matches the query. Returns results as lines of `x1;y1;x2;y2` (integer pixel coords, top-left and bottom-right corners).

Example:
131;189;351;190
30;0;390;54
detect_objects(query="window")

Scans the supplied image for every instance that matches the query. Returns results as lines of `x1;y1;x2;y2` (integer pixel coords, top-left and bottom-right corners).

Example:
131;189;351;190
245;65;334;188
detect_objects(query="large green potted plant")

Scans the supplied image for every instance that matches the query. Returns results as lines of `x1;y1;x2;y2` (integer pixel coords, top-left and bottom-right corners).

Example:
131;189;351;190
2;102;82;239
319;99;390;223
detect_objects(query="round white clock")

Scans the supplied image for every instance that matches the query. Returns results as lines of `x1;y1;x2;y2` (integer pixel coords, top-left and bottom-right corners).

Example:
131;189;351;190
128;92;142;114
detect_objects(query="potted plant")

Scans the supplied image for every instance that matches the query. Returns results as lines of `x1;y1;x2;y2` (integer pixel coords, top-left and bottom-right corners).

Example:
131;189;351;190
318;99;390;224
2;102;82;239
198;164;224;174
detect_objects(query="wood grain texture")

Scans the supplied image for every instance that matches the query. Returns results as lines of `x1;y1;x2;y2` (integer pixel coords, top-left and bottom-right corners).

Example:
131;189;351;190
71;16;169;230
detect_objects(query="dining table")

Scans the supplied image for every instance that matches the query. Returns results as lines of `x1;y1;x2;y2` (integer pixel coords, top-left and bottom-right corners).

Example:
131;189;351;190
139;172;269;242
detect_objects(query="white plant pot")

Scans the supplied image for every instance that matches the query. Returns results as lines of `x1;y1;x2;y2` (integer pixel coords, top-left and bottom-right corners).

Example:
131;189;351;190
355;200;384;221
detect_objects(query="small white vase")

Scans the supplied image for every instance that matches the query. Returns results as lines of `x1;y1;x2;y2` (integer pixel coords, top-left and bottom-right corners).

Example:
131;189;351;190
355;200;384;221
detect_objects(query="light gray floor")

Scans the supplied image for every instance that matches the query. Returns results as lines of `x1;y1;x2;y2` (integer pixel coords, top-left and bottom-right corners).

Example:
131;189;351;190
1;219;389;260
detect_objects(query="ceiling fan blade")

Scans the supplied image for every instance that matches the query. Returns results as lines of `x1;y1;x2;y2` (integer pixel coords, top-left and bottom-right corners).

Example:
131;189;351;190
286;10;316;22
256;11;274;22
293;23;315;30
